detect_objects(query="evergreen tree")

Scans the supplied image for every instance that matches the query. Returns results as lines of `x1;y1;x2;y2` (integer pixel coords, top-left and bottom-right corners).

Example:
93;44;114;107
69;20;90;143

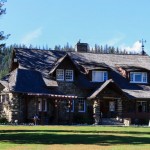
0;0;10;51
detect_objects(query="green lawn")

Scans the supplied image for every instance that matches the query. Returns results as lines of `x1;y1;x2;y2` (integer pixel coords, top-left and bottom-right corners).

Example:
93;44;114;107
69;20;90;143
0;126;149;150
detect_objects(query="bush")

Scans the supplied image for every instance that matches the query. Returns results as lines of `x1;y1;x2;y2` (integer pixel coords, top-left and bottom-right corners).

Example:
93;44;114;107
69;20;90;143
73;113;92;124
0;117;8;123
133;118;149;125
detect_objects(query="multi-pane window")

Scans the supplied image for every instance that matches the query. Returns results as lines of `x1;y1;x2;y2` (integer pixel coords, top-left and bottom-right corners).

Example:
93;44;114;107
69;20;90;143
137;101;147;112
92;71;108;82
78;100;86;112
38;98;48;112
56;69;74;81
56;69;64;81
130;72;147;83
65;100;74;112
65;70;73;81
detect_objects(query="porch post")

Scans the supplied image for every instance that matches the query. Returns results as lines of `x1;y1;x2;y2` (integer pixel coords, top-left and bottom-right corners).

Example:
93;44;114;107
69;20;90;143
93;99;101;125
54;99;59;124
24;95;28;122
68;99;71;125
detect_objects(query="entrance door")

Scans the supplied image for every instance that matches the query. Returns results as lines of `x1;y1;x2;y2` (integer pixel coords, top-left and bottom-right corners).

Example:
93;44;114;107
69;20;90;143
109;101;116;117
100;100;116;118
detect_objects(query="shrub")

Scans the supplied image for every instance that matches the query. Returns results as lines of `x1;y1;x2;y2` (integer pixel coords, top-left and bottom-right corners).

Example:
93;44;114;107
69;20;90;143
0;117;8;123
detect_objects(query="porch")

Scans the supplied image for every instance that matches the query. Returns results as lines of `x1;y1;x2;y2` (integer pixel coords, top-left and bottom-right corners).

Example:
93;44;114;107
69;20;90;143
23;94;78;125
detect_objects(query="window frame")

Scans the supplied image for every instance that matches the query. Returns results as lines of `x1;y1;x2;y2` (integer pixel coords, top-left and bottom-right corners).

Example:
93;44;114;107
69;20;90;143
65;70;74;81
78;99;86;112
43;99;48;112
136;101;147;112
130;72;147;83
56;69;64;81
92;71;108;82
38;98;42;112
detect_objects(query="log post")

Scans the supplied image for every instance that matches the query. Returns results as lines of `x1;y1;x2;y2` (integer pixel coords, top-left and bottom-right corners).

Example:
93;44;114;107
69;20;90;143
93;99;100;125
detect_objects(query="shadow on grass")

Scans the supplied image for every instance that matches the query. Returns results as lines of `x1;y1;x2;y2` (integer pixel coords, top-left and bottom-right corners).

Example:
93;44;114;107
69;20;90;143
0;130;150;135
0;131;150;145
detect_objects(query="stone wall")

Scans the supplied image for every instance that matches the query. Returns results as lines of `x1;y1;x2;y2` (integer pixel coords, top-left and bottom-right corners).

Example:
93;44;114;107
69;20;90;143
0;93;20;122
57;81;89;97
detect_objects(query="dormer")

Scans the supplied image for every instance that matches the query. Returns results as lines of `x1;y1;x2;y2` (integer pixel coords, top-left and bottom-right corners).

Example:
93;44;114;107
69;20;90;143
49;54;80;82
116;64;149;84
80;62;110;82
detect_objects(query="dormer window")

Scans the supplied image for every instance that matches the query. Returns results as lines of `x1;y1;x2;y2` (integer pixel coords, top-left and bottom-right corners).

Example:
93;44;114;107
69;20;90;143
130;72;147;83
56;69;74;81
92;71;108;82
65;70;73;81
56;69;64;81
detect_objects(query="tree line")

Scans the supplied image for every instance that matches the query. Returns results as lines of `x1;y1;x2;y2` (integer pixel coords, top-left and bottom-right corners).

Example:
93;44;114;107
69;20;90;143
0;43;141;79
0;1;142;79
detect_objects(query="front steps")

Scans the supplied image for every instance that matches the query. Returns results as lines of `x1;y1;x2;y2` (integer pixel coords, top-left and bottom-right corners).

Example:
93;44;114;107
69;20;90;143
101;118;124;125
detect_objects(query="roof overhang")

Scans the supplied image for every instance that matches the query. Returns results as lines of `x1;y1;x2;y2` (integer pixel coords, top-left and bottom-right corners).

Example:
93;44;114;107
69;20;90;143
27;93;77;99
87;79;129;100
49;54;81;75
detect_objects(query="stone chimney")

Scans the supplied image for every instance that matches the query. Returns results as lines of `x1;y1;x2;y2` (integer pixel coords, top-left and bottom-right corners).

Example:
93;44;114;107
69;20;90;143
75;41;89;52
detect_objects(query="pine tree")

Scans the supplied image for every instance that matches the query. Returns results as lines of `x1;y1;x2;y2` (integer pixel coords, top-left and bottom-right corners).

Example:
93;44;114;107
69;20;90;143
0;0;10;52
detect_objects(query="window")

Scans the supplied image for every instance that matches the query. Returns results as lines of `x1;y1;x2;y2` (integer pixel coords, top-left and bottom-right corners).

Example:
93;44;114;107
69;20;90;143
137;101;147;112
65;100;74;112
78;100;86;112
56;69;74;81
109;101;115;112
65;70;73;81
130;72;147;83
43;99;47;112
56;69;64;81
38;98;42;111
92;71;108;82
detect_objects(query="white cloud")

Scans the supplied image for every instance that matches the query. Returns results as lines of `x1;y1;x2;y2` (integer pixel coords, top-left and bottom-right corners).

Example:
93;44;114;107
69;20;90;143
120;41;141;53
107;37;123;46
21;27;42;45
106;34;125;46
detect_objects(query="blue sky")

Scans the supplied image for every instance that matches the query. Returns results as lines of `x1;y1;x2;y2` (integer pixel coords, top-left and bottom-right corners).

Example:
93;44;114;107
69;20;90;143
1;0;150;54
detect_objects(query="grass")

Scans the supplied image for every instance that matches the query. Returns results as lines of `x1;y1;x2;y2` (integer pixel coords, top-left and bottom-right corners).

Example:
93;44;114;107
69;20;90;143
0;125;150;150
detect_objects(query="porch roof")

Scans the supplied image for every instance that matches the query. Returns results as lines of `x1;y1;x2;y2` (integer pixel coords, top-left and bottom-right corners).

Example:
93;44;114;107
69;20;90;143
27;93;77;99
87;79;129;100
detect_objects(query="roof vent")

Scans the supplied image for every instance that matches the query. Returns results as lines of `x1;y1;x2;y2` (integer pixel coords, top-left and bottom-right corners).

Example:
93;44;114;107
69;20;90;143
75;41;89;52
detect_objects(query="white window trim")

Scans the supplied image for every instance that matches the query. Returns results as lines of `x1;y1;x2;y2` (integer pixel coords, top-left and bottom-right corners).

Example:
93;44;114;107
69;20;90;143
66;100;74;112
56;69;64;81
78;100;86;113
130;72;147;83
92;71;108;82
65;70;74;81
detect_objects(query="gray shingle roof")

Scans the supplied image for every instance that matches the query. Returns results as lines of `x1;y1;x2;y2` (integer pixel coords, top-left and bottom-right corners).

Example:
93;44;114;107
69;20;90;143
87;79;129;100
2;48;150;99
8;68;61;95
